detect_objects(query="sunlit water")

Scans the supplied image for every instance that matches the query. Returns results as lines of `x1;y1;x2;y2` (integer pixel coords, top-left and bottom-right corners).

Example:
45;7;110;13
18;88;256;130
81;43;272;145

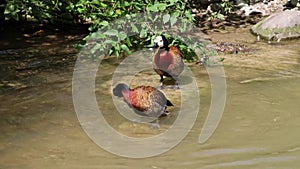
1;27;300;168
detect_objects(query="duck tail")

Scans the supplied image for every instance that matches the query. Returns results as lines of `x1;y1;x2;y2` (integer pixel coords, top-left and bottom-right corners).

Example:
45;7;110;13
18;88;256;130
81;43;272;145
166;99;174;106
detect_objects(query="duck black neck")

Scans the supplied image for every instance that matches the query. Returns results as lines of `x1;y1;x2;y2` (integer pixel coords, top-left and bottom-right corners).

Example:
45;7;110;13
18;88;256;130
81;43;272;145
161;35;169;50
162;46;169;51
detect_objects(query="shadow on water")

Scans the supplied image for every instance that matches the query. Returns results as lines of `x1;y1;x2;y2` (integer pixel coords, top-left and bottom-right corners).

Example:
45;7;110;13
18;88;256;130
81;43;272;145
0;24;300;168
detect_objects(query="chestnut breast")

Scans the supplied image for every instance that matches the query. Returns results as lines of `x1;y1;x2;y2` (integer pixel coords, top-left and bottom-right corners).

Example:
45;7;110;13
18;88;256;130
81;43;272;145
153;46;184;77
154;50;174;71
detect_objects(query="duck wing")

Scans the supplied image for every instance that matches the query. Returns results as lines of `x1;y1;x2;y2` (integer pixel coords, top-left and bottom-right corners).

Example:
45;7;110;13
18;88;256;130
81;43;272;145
167;46;184;78
122;86;151;112
146;88;173;117
122;86;172;118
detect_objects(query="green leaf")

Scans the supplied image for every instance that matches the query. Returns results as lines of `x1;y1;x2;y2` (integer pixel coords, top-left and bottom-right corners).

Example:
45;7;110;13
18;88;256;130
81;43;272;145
114;50;120;58
99;21;109;27
131;24;139;33
126;38;132;47
140;28;147;38
91;43;102;54
104;29;118;36
170;15;177;27
114;43;120;51
91;0;100;5
172;11;180;18
120;44;131;53
134;4;142;10
77;7;85;13
4;8;11;15
219;58;225;62
179;44;187;49
124;1;131;6
156;3;167;10
116;9;122;15
118;32;127;41
125;14;131;19
104;40;117;45
185;10;194;21
100;2;108;7
179;20;187;32
170;0;179;3
5;3;15;12
145;35;152;42
163;14;170;24
109;49;114;55
108;10;114;16
92;32;105;39
146;5;158;12
217;13;224;20
12;13;19;21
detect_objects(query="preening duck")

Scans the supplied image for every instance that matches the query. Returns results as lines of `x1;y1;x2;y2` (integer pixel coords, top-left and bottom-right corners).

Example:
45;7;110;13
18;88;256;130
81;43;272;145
113;83;173;119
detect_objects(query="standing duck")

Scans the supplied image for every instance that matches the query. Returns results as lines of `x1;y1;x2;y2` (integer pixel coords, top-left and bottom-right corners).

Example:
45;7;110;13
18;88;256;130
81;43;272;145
152;35;184;89
113;83;173;120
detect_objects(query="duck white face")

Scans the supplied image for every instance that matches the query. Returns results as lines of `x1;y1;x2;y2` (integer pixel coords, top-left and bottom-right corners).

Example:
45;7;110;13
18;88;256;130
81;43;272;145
154;36;164;47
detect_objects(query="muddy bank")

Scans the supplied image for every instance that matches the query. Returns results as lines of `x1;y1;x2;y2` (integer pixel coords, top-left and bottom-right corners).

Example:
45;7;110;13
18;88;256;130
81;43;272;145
0;21;89;92
205;26;300;80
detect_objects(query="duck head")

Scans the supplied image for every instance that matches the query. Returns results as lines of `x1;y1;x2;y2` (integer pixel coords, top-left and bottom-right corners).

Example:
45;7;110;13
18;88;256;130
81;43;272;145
150;35;169;51
113;83;129;97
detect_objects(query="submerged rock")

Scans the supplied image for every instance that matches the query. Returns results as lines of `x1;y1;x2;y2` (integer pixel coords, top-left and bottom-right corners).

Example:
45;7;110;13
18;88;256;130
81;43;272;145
251;10;300;43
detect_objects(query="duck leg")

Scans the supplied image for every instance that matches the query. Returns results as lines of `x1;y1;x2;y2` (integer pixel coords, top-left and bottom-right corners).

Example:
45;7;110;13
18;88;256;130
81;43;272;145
172;77;180;90
159;75;165;89
149;119;160;129
159;106;170;117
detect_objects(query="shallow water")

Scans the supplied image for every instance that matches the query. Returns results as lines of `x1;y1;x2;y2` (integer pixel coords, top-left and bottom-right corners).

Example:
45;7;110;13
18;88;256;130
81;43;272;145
1;26;300;168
